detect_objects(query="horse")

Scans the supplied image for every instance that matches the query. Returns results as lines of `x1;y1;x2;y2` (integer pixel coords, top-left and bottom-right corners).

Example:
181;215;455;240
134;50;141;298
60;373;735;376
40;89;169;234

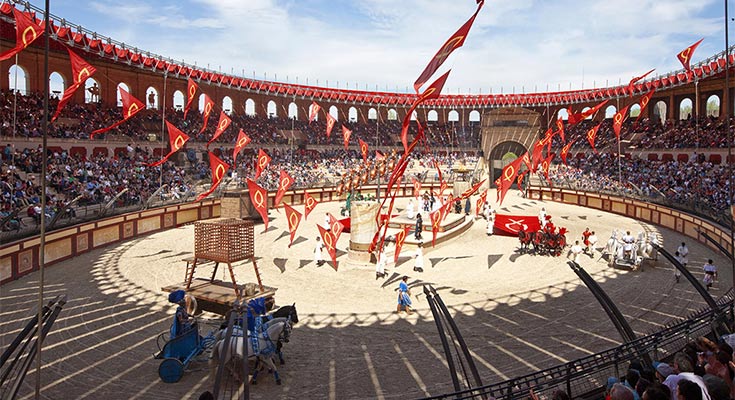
604;229;619;256
210;319;292;385
518;230;535;253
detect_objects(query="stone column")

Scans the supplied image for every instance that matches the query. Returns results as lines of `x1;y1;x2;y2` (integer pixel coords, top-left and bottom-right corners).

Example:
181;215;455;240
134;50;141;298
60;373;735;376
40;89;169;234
347;201;380;264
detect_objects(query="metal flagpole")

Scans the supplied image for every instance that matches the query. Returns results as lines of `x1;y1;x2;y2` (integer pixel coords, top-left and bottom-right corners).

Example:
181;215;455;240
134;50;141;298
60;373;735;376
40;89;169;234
726;0;734;290
376;103;380;202
617;97;622;185
36;0;50;396
160;72;167;194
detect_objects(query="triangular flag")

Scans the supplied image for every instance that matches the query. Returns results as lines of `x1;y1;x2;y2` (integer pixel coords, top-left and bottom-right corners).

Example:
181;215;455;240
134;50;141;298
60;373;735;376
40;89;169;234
255;149;271;180
274;170;294;206
0;7;45;62
283;203;302;247
247;178;269;232
207;111;231;148
90;86;144;138
183;78;198;119
52;47;97;121
232;129;251;165
147;120;190;167
304;191;318;220
196;152;229;201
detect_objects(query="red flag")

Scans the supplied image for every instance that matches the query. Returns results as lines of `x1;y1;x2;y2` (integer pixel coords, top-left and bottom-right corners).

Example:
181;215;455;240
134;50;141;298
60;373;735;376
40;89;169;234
255;149;271;180
586;122;603;154
393;226;412;263
412;177;421;198
442;194;454;221
628;68;655;96
325;112;336;138
283;203;302;247
475;197;485;217
438;180;448;198
517;170;528;196
613;105;630;140
540;153;555;187
232;129;251;165
430;209;442;247
494;177;501;203
199;94;214;134
274;170;293;206
147;120;190;167
493;214;541;236
541;127;555;153
52;48;96;121
497;156;523;206
0;8;44;62
579;99;609;121
327;213;344;240
555;119;565;143
634;90;656;126
531;139;545;172
403;70;451;153
413;0;484;92
342;125;352;150
375;150;385;161
304;191;318;220
460;179;486;200
677;38;704;72
309;101;320;122
247;178;269;232
560;140;575;165
317;225;338;270
358;138;369;162
207;111;231;148
196;152;229;201
520;151;532;171
90;86;144;138
183;78;198;119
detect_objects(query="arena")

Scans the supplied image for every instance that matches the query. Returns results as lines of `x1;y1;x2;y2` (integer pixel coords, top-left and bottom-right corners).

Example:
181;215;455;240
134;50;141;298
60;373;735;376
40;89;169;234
2;1;735;400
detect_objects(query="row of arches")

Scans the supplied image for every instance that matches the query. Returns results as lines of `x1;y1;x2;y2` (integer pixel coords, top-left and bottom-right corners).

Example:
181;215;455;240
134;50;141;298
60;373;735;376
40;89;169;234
7;65;726;122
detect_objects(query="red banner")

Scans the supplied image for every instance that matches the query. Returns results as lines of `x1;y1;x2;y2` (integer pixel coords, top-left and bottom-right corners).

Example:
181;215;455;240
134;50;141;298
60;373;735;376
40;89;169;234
0;8;44;62
274;170;293;207
325;113;336;138
342;125;352;150
327;212;344;240
358;138;369;162
430;209;442;247
677;38;703;72
613;105;630;140
628;68;655;96
304;191;318;220
90;87;144;138
555;119;565;143
53;47;96;121
196;152;229;201
531;139;544;173
475;197;485;217
148;120;190;167
184;78;198;119
199;94;214;134
493;214;541;236
247;178;269;232
497;156;523;205
634;90;656;126
207;111;231;148
317;225;338;270
560;139;575;165
460;179;485;200
232;129;251;165
540;153;555;187
255;149;271;180
402;70;451;153
394;226;412;263
412;177;421;198
586;122;602;154
283;203;302;247
309;101;320;122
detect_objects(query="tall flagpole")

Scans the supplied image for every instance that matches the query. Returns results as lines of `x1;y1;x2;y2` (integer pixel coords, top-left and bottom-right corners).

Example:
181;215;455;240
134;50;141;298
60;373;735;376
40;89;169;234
36;0;50;396
617;97;622;186
725;0;734;290
160;72;167;194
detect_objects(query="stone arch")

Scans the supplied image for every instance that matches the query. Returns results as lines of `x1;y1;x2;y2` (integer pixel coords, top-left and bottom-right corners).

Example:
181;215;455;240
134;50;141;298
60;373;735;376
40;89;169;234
198;93;208;112
49;71;65;99
116;82;131;107
267;100;277;118
146;86;159;109
409;110;418;121
245;98;256;116
469;110;481;122
604;105;617;119
557;108;569;121
448;110;459;122
706;94;720;117
8;64;29;94
288;102;298;119
222;96;233;114
629;103;641;118
84;78;101;103
653;101;667;124
581;106;592;119
173;90;184;111
427;110;439;122
368;108;377;121
488;140;528;181
309;103;320;121
348;107;358;122
679;98;692;120
329;105;339;120
387;108;397;121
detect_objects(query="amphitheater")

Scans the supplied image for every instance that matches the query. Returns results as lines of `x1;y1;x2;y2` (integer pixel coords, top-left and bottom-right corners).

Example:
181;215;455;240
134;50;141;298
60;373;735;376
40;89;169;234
2;2;735;400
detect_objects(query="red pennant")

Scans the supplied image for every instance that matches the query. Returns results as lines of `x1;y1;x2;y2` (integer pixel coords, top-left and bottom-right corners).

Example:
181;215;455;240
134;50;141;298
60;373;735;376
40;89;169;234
413;0;484;92
342;125;352;150
517;170;528;196
309;101;320;122
358;138;369;162
0;8;45;62
560;140;575;165
199;94;215;134
540;153;555;187
207;111;231;147
283;203;302;247
677;38;704;72
52;47;96;121
317;225;338;270
325;113;336;138
613;105;630;140
555;119;565;143
475;197;485;217
531;140;545;173
304;191;318;220
634;90;656;126
232;129;251;165
327;213;344;240
459;179;486;200
394;226;412;263
412;177;422;198
497;156;523;206
438;180;448;198
184;78;198;119
628;68;655;96
90;86;144;137
247;178;269;232
375;150;385;161
402;70;451;154
430;209;442;247
255;149;271;180
274;170;294;206
196;152;229;201
586;121;603;154
148;120;190;167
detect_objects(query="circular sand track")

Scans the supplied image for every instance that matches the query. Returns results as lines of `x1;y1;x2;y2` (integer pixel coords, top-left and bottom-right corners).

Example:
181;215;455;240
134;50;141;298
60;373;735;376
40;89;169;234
0;191;730;399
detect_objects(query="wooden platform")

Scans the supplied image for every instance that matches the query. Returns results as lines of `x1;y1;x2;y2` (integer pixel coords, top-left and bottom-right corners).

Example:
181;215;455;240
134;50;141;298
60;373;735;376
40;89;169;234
162;278;277;316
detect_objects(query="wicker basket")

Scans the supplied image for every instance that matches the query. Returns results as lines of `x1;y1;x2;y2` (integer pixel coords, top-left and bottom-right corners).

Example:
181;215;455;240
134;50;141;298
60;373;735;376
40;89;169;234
194;219;254;262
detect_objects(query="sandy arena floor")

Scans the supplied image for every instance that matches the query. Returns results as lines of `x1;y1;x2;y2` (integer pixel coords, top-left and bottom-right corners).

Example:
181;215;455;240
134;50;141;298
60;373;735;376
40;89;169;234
0;191;731;399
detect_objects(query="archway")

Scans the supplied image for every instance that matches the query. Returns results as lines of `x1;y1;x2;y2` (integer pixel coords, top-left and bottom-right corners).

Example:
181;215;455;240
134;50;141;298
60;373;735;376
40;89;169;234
706;94;720;117
267;100;277;118
387;109;397;121
653;101;667;124
245;99;256;116
8;64;28;94
173;90;184;111
49;71;65;99
448;110;459;122
469;110;480;123
329;105;339;121
84;78;100;103
679;98;692;120
629;104;641;118
556;108;569;121
604;105;617;119
222;96;233;114
581;107;592;119
367;108;377;121
427;110;439;122
146;86;159;109
488;140;528;181
348;107;358;122
116;82;131;107
288;102;298;120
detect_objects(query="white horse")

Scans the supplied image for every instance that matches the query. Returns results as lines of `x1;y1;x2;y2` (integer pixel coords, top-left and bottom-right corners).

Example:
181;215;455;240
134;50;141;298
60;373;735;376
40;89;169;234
604;229;620;257
210;319;292;385
636;232;659;261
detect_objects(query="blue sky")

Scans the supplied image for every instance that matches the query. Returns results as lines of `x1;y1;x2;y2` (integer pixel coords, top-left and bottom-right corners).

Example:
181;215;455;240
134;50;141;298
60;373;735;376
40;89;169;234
38;0;729;94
